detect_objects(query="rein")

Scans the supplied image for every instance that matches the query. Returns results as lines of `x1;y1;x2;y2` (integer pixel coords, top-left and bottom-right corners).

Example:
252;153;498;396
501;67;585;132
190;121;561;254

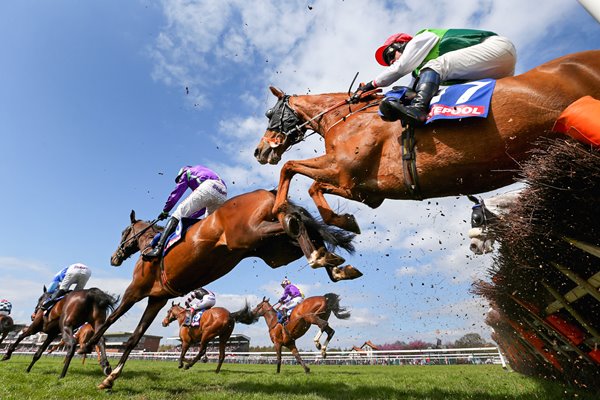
119;219;160;253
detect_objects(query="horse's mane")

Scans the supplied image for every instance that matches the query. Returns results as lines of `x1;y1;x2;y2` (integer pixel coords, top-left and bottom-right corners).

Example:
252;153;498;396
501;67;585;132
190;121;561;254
287;201;355;254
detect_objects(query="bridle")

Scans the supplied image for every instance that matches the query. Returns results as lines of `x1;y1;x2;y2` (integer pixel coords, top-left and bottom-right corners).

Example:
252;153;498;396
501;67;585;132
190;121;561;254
470;197;498;231
263;90;381;151
115;219;161;261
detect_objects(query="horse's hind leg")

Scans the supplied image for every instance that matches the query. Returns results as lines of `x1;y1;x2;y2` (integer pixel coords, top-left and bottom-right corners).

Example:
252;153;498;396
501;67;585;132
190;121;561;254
288;343;310;374
26;331;58;373
95;337;112;376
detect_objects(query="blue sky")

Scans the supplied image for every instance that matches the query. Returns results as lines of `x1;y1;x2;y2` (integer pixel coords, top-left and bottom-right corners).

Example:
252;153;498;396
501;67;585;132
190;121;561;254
1;0;598;349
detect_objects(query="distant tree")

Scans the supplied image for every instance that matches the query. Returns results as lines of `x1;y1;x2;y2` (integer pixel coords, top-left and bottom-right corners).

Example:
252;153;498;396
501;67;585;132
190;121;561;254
406;340;432;350
378;341;407;350
248;345;276;352
452;333;489;348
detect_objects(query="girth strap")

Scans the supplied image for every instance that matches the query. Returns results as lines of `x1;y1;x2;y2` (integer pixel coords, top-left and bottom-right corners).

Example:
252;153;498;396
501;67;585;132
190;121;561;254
159;257;185;297
400;124;422;200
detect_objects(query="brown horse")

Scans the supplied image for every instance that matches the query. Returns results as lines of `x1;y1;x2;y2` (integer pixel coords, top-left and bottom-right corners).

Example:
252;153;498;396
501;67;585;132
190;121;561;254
252;293;350;373
162;302;255;372
80;189;357;390
0;315;14;346
254;51;600;234
47;323;103;366
4;288;116;379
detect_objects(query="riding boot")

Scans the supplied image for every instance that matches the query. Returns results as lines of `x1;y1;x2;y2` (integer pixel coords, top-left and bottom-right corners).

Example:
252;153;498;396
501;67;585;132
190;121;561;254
144;217;179;259
395;68;441;124
41;289;66;310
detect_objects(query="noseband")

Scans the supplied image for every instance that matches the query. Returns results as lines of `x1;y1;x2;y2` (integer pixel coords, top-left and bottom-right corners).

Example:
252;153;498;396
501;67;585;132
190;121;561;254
263;95;307;149
116;220;160;260
470;200;498;230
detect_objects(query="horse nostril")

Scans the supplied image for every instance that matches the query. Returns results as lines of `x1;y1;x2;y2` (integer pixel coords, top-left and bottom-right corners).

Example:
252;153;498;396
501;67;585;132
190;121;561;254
254;148;259;158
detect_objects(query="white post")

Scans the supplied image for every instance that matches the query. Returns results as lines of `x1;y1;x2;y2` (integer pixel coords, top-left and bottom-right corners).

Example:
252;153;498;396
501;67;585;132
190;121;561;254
578;0;600;22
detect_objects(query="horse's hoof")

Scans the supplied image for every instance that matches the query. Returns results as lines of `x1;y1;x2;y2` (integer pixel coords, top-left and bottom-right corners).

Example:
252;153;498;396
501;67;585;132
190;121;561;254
184;364;190;370
103;366;112;376
321;349;327;359
341;214;361;234
305;367;311;374
178;364;183;369
331;265;363;281
97;379;113;390
201;356;208;363
322;252;345;267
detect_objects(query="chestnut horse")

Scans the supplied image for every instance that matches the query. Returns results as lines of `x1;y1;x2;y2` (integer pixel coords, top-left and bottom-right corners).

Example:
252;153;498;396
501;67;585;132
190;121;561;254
254;51;600;234
80;189;357;390
46;323;103;366
0;315;14;346
252;293;350;373
162;302;255;372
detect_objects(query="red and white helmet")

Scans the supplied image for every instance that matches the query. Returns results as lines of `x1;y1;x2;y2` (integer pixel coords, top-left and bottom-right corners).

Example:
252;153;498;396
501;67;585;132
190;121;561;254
375;33;413;66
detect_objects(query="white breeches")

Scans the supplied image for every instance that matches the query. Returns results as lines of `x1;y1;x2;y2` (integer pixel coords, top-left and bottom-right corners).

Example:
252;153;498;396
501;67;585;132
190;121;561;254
188;294;216;311
0;311;9;316
282;297;303;316
59;264;91;291
423;36;517;82
172;180;227;220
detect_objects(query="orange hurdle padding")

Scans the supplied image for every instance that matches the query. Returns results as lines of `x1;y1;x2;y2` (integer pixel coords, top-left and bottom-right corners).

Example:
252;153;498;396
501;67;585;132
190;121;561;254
553;96;600;147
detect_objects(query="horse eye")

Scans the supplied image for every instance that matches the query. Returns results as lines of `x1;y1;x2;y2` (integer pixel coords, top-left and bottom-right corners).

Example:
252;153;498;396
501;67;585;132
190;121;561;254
265;109;274;119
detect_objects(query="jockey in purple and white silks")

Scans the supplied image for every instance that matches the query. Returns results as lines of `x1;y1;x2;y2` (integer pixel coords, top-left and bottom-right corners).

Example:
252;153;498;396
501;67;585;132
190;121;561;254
276;278;303;324
0;299;12;316
354;29;516;124
145;165;227;259
183;287;216;326
42;263;92;310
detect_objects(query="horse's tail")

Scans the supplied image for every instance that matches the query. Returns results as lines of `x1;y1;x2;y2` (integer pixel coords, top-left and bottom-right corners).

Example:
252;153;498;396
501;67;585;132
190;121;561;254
288;202;356;254
87;288;120;313
230;302;258;325
324;293;351;320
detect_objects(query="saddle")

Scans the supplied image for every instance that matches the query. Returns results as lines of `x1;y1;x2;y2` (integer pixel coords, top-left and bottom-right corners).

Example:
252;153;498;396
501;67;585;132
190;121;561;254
150;217;202;256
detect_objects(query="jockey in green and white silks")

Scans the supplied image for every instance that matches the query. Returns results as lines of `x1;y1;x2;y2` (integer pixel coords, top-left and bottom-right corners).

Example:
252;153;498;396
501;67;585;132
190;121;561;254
355;28;516;124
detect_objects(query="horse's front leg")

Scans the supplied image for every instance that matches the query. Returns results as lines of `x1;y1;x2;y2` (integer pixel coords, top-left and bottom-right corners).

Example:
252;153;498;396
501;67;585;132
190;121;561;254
26;331;58;373
60;326;76;379
98;296;168;390
179;341;190;368
309;181;360;234
273;155;337;217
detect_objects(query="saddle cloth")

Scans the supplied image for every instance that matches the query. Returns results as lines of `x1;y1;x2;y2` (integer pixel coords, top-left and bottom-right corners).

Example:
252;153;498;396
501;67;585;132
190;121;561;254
150;217;202;256
382;78;496;124
191;310;204;327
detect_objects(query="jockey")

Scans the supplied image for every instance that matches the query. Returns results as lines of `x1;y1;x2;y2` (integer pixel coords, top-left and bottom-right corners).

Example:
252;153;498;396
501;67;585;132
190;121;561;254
183;287;216;326
355;29;516;124
0;299;12;316
144;165;227;259
41;263;92;310
276;278;303;324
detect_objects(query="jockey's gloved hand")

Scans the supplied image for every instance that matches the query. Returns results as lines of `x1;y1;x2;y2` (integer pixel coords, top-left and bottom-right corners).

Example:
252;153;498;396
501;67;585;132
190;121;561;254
350;81;375;103
158;211;169;221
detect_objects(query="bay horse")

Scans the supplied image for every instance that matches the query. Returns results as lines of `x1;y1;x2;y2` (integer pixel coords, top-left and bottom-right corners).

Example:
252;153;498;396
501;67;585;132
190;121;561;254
46;323;103;366
252;293;350;373
3;288;116;379
161;302;255;372
80;189;357;390
254;50;600;234
0;314;14;346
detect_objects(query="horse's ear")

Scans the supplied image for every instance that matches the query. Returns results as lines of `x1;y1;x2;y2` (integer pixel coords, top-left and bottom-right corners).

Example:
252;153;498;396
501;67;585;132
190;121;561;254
130;210;136;223
467;195;480;205
43;285;47;293
262;296;267;302
171;301;175;306
270;86;285;99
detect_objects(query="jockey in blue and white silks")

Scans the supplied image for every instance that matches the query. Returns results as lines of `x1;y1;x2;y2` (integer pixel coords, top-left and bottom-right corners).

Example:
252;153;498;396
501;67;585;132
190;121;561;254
42;263;92;310
145;165;227;259
0;299;12;316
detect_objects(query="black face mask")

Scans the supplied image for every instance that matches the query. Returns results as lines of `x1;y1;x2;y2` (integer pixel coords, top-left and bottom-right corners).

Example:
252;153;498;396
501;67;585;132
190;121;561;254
383;42;407;66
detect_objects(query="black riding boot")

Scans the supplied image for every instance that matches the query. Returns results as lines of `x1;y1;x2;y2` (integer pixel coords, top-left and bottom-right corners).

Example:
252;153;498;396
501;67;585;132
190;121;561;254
144;217;179;259
41;289;66;310
395;68;441;124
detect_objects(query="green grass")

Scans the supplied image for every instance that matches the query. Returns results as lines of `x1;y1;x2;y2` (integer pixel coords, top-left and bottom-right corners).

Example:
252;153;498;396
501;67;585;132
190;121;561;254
0;355;594;400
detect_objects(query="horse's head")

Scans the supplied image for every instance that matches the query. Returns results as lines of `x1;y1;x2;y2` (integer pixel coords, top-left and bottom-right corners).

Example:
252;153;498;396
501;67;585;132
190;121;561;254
467;195;498;255
162;301;183;327
32;286;50;320
111;210;162;266
254;86;308;165
251;297;272;317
